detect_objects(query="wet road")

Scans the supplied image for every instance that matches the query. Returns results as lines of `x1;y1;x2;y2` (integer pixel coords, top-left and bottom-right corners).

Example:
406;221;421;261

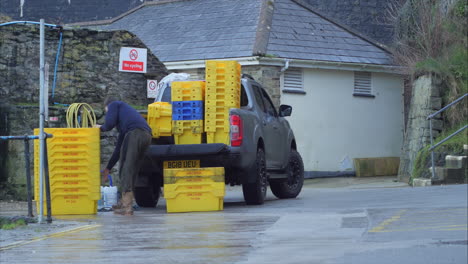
1;179;467;264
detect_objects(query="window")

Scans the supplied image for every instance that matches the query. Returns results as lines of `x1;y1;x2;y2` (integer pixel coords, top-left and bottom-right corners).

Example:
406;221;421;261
240;85;249;107
260;89;278;117
353;71;374;98
252;85;266;112
282;68;306;94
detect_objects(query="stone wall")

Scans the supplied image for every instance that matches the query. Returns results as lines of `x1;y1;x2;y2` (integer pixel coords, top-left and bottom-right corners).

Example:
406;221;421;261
0;24;168;199
398;75;443;183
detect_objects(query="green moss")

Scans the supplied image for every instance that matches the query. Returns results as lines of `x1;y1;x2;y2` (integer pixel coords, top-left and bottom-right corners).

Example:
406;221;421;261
0;218;26;230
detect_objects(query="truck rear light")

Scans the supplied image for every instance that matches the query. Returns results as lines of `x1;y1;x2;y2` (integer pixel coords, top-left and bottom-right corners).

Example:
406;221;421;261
230;114;243;147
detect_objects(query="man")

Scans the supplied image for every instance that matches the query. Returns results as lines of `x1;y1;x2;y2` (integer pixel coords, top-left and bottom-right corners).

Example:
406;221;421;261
95;97;152;215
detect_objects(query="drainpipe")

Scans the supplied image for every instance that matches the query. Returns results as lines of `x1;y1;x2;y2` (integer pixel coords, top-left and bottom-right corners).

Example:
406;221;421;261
280;59;290;73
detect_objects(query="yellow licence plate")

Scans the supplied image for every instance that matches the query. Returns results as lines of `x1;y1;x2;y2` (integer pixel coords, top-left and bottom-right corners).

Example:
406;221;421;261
163;160;200;169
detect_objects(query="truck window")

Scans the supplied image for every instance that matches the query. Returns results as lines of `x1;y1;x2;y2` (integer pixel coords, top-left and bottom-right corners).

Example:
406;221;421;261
252;85;266;112
261;89;277;117
240;85;248;107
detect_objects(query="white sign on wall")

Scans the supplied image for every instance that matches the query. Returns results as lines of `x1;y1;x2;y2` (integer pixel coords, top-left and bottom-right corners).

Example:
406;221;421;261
119;47;147;73
147;80;158;98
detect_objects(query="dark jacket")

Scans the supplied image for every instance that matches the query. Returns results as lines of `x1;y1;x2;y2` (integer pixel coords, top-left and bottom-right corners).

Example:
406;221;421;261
101;101;151;170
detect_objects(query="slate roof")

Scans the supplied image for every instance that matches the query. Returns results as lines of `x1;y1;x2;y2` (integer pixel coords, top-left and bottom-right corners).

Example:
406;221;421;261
96;0;393;65
103;0;262;62
267;0;392;64
303;0;398;46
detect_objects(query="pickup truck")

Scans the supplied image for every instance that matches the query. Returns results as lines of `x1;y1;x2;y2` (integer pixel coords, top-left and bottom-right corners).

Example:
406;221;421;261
135;74;304;206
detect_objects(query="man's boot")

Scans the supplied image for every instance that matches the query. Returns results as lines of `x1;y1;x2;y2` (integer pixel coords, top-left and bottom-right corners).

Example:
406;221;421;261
111;200;123;210
113;192;134;215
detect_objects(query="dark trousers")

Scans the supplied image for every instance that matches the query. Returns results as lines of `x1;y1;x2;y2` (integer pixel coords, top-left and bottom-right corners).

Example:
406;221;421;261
119;128;152;193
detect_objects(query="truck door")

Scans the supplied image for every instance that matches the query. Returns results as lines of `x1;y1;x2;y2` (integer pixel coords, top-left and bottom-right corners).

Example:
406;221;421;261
259;88;287;168
252;85;284;169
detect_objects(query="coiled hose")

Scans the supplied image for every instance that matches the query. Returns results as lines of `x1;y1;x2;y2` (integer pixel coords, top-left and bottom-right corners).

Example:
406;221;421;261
66;103;97;128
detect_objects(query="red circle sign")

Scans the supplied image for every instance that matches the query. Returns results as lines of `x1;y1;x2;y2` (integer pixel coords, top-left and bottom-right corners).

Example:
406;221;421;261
149;81;156;90
129;49;138;61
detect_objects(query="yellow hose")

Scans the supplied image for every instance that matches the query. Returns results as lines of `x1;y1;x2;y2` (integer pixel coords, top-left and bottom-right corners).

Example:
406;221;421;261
66;103;97;128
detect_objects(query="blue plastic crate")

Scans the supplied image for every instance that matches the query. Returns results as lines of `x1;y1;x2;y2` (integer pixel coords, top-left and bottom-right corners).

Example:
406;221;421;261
173;107;203;115
172;113;204;121
172;101;203;108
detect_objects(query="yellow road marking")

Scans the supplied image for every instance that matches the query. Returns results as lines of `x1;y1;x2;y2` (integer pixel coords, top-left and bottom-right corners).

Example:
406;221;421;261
369;209;407;233
0;224;101;251
439;228;468;231
371;224;467;233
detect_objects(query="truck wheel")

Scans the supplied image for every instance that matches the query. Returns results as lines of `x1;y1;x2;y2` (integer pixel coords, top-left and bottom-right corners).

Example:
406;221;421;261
269;150;304;199
242;148;267;205
134;184;161;208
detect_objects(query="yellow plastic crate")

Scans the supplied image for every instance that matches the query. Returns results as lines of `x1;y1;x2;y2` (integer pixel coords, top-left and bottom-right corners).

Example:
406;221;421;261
173;133;201;145
34;128;100;145
205;111;229;121
36;195;98;215
147;102;172;138
205;99;240;108
204;119;230;132
163;167;225;184
206;131;230;145
164;181;224;192
206;92;240;101
33;128;100;209
164;189;224;213
34;143;99;155
34;175;100;200
205;60;241;75
205;86;240;94
171;81;205;101
206;78;241;89
205;106;233;114
172;120;203;145
35;186;100;200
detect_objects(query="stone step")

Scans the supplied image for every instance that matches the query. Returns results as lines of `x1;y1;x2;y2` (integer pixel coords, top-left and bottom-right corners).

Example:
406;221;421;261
464;144;468;156
429;166;467;185
445;155;467;169
412;178;431;187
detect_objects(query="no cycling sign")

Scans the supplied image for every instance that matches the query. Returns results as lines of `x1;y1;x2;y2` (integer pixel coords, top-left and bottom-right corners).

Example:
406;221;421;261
119;47;147;73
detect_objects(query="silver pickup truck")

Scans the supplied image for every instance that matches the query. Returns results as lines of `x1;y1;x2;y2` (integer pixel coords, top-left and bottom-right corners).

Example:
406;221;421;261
135;75;304;206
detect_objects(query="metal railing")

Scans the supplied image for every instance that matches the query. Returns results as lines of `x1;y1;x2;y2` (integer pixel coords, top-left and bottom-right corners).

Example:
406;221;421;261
0;133;53;223
427;93;468;179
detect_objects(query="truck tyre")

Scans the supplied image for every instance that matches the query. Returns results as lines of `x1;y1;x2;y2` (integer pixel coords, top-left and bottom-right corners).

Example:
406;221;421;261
269;150;304;199
134;184;161;207
242;148;267;205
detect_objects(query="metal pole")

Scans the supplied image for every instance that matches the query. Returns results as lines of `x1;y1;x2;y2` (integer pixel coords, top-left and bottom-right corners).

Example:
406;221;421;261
44;138;52;223
429;119;436;179
24;136;33;218
38;19;45;224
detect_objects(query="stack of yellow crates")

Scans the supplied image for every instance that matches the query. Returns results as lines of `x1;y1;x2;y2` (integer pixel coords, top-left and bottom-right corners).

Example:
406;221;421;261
171;81;205;144
34;128;100;215
147;102;172;138
163;167;225;213
205;60;241;144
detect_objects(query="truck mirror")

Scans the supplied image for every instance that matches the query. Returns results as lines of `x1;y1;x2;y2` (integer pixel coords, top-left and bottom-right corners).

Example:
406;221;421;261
279;105;292;117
